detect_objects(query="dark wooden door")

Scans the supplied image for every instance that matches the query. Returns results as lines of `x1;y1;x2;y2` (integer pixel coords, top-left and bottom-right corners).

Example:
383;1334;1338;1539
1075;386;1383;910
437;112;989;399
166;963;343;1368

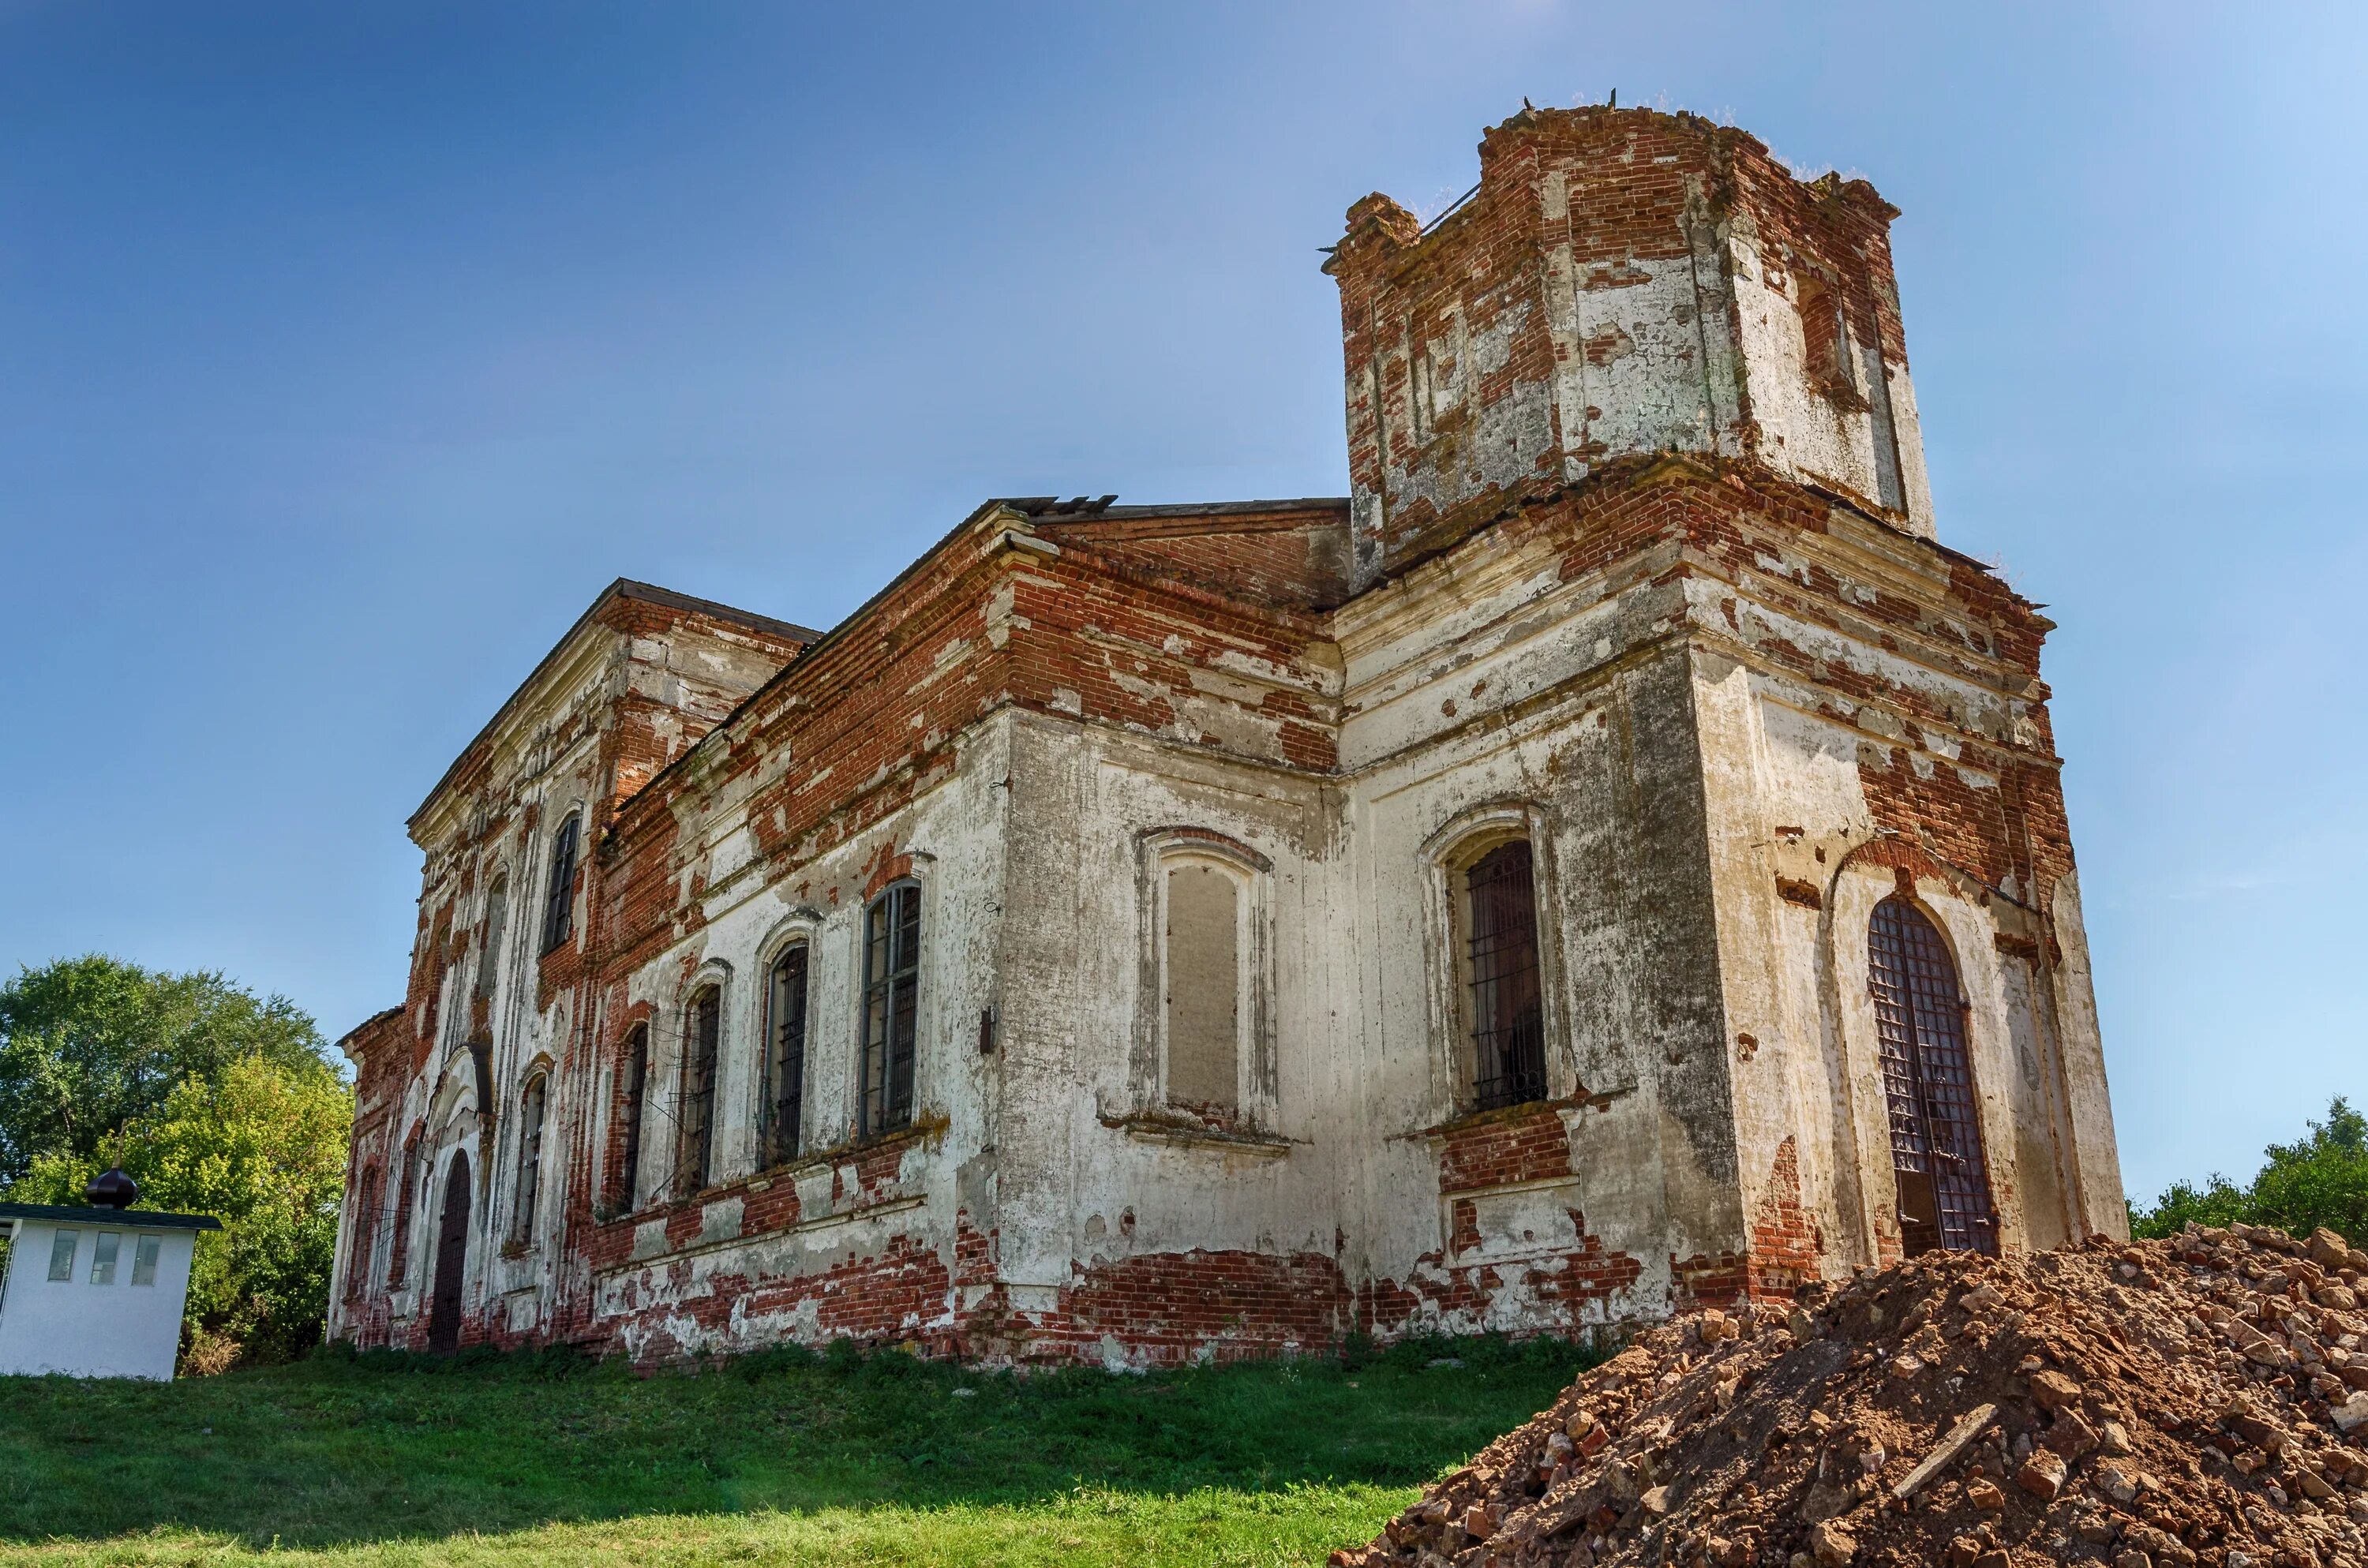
426;1152;472;1354
1868;897;1999;1256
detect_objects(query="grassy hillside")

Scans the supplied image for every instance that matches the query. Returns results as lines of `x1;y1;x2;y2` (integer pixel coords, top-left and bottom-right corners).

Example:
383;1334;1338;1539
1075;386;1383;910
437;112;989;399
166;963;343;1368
0;1335;1594;1566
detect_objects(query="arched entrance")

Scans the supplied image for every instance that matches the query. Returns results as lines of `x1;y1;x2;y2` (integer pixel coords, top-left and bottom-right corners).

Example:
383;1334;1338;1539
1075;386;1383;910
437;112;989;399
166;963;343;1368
426;1151;472;1354
1868;897;1999;1256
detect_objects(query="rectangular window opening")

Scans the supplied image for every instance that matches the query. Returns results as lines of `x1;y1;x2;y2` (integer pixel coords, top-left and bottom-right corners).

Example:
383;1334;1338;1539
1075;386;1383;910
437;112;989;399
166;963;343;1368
1163;862;1241;1114
860;885;921;1139
766;947;810;1166
680;992;720;1196
617;1029;648;1209
1465;840;1547;1113
47;1229;78;1282
515;1078;547;1242
132;1235;160;1287
89;1232;121;1286
541;815;580;954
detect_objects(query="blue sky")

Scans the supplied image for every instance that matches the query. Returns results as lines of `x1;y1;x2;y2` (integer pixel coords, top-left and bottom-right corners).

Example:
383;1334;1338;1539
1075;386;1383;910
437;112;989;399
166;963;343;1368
2;2;2360;1203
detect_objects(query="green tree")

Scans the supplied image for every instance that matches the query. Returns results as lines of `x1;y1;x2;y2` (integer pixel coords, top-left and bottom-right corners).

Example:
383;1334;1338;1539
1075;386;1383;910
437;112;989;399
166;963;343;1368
2;954;351;1365
2131;1096;2368;1242
0;954;332;1186
14;1055;354;1364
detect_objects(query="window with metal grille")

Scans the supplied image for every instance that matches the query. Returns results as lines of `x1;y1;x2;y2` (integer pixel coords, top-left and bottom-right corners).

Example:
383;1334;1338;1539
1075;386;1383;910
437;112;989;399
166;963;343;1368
346;1166;380;1301
388;1127;422;1287
764;945;810;1166
541;814;580;954
512;1075;548;1243
1464;840;1546;1113
616;1026;648;1209
860;882;921;1139
1868;896;1998;1256
679;990;721;1196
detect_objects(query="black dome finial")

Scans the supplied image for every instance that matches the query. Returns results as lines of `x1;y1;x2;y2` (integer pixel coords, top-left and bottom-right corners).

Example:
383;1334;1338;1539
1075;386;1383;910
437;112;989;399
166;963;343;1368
86;1166;139;1210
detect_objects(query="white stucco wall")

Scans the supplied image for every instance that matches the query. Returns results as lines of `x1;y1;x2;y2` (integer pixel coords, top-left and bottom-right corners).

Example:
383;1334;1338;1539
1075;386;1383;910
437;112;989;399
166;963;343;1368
0;1218;198;1380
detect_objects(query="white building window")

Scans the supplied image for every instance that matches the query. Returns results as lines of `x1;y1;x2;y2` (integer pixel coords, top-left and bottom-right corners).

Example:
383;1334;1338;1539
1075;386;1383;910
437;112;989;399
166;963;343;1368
132;1235;160;1286
47;1229;77;1282
89;1233;121;1285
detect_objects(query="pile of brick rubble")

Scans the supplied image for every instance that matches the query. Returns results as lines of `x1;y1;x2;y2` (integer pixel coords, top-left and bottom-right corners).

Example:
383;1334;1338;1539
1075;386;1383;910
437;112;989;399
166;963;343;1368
1333;1226;2368;1568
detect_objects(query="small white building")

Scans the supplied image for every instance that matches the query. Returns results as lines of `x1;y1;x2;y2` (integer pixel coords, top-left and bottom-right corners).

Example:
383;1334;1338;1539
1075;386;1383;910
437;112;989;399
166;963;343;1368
0;1179;219;1380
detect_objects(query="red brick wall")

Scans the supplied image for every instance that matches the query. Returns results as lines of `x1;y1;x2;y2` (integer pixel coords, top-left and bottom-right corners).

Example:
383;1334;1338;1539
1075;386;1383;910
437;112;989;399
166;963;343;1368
1433;1102;1576;1195
1745;1136;1824;1304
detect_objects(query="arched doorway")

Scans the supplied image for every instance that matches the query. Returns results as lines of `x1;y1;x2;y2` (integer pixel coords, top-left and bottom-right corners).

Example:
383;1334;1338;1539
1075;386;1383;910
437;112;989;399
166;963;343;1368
426;1151;472;1354
1868;897;1999;1256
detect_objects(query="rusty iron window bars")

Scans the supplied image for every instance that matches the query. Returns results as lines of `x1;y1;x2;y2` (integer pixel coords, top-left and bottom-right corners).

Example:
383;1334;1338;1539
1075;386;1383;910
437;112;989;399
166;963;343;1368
1465;840;1548;1113
861;883;921;1140
1868;896;1999;1256
540;814;579;954
616;1026;648;1209
677;990;721;1196
387;1126;424;1289
765;945;810;1166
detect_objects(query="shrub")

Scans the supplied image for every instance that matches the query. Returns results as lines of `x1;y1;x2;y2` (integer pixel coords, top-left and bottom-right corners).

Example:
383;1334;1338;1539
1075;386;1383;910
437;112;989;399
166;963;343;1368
2131;1096;2368;1241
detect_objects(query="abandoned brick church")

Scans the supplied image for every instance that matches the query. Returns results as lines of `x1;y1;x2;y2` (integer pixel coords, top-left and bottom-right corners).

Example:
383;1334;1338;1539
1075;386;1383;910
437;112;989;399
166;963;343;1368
328;105;2127;1367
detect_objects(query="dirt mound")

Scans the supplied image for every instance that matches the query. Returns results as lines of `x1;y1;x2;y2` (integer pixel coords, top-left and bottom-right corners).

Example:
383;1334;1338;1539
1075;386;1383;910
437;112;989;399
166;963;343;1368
1334;1226;2368;1568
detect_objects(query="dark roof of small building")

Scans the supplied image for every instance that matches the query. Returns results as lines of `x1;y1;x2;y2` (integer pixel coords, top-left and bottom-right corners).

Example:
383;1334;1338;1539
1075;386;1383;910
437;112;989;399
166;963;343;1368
0;1203;223;1232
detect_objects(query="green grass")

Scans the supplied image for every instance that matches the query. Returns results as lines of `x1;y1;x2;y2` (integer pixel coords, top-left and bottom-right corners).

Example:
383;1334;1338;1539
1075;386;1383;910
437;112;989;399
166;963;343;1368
0;1335;1595;1566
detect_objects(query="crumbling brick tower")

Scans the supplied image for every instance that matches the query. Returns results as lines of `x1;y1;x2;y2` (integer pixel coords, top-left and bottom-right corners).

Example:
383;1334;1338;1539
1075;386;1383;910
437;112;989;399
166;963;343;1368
1326;106;2123;1309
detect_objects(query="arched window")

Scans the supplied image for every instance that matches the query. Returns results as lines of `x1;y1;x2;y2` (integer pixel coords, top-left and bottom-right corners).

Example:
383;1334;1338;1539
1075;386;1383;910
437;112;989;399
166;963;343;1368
1462;839;1546;1112
615;1025;649;1210
511;1074;549;1244
678;986;721;1195
388;1125;424;1287
763;945;810;1166
1868;896;1998;1256
860;882;921;1138
475;878;508;1002
346;1165;382;1303
541;813;581;954
1162;858;1242;1113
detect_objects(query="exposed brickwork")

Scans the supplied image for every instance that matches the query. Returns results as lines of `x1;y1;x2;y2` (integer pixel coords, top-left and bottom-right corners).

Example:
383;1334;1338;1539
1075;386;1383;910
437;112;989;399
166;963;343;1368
1031;1250;1353;1365
1432;1102;1576;1195
1358;1211;1644;1337
1744;1136;1824;1304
